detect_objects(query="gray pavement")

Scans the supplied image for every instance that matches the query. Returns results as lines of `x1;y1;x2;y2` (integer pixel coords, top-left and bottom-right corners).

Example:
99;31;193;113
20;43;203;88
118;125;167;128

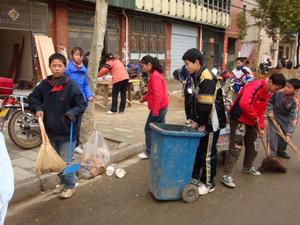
4;81;185;204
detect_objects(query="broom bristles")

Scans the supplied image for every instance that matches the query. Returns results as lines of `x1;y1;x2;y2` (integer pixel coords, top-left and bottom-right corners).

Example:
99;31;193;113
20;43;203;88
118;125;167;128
258;157;287;173
36;142;66;175
36;117;66;175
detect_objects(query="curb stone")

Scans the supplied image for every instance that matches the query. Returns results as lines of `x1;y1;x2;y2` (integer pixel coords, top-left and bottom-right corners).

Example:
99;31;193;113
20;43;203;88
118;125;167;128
10;142;144;205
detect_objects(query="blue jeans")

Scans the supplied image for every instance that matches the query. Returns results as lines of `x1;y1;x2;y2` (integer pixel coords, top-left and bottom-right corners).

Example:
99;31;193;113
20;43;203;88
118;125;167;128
144;108;167;155
50;139;76;189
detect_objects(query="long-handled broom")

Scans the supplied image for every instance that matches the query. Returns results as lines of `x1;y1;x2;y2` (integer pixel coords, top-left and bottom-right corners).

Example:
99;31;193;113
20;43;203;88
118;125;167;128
269;117;300;157
36;117;66;174
258;126;287;173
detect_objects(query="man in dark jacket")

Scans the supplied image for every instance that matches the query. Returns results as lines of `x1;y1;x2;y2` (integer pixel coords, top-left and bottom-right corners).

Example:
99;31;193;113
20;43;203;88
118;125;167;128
182;48;226;195
29;53;86;199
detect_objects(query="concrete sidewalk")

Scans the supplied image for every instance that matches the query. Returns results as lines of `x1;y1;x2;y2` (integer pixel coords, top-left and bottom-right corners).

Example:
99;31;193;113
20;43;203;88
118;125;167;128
5;88;186;204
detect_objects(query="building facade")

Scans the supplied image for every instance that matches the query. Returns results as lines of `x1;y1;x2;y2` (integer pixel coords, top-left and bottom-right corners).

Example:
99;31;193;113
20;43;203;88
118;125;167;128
0;0;232;80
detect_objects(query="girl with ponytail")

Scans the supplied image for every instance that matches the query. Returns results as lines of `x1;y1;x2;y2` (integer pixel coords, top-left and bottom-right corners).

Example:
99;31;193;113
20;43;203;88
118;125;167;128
138;55;169;159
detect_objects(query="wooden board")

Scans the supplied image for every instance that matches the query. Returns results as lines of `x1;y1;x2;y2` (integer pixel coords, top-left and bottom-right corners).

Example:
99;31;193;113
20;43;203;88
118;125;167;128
34;35;55;79
34;35;47;78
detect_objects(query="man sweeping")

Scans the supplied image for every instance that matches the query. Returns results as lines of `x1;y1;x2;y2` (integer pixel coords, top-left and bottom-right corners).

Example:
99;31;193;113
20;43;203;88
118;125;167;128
221;73;286;188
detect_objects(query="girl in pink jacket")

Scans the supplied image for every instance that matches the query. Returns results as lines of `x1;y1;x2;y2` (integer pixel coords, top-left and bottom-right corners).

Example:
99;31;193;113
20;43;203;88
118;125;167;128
97;53;129;114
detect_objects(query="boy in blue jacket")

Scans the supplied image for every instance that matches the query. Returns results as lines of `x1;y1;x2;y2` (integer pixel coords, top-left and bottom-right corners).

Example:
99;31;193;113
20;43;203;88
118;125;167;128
29;53;86;199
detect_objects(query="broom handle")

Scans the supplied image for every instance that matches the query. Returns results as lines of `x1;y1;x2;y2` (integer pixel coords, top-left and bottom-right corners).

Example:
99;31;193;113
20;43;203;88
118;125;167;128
38;117;48;144
68;121;73;163
269;117;300;157
257;125;269;157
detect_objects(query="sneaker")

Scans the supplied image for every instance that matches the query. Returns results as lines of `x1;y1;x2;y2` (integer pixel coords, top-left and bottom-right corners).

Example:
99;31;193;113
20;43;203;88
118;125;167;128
118;111;125;114
198;183;215;195
74;146;83;154
185;119;192;125
277;151;290;159
242;167;261;176
59;188;76;199
138;152;150;160
106;111;116;114
221;175;236;188
53;185;64;194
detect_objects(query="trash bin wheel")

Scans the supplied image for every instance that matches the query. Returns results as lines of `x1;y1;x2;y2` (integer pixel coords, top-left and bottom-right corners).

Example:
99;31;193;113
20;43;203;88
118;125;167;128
182;184;199;203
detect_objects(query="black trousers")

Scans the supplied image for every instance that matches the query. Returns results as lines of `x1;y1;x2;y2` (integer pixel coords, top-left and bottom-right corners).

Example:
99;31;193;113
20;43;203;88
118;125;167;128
192;130;220;185
184;93;193;120
111;79;129;112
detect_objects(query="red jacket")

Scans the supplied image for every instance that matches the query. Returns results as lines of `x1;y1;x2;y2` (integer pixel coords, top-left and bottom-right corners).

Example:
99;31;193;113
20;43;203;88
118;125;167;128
230;79;271;129
143;70;169;116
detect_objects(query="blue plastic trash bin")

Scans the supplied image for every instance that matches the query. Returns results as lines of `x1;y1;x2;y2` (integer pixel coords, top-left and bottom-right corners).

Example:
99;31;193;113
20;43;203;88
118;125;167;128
149;123;204;201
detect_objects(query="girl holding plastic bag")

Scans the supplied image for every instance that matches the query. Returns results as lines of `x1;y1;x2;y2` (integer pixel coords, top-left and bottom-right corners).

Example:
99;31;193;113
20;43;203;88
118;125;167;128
0;132;14;225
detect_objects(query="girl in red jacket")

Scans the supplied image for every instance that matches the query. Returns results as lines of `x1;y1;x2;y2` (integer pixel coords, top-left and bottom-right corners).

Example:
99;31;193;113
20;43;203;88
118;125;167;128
138;55;169;159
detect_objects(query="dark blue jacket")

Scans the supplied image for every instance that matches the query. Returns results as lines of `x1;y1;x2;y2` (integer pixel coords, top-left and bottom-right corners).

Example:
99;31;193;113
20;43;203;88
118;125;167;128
64;61;93;102
179;65;192;94
28;76;86;141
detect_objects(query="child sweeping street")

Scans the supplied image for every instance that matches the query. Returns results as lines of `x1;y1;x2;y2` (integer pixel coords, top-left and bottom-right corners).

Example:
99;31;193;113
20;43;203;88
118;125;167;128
221;73;286;188
182;48;227;195
29;53;86;199
267;78;300;159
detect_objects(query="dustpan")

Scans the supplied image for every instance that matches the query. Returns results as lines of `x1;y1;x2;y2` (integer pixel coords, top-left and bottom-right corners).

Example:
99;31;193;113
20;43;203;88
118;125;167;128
62;121;81;175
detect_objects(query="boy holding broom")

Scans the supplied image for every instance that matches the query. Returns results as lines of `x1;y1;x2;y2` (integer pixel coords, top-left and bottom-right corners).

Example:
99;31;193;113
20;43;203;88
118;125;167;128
221;73;286;188
29;53;86;199
267;78;300;159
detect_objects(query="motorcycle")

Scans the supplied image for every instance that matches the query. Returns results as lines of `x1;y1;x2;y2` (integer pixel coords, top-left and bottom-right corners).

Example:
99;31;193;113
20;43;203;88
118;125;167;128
0;94;41;149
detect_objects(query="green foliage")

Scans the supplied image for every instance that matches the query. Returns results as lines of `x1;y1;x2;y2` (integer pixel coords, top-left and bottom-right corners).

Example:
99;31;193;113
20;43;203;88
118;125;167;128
251;0;300;39
236;11;247;40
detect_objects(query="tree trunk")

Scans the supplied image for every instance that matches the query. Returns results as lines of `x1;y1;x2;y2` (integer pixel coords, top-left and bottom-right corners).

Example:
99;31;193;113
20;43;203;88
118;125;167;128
255;26;263;71
80;0;108;144
297;32;300;68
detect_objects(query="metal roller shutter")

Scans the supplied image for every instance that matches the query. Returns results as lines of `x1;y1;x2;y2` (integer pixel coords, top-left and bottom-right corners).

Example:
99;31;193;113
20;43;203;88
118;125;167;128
170;24;197;75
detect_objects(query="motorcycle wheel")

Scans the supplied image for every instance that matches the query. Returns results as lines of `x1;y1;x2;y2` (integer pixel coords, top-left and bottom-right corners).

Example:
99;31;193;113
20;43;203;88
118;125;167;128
8;109;42;149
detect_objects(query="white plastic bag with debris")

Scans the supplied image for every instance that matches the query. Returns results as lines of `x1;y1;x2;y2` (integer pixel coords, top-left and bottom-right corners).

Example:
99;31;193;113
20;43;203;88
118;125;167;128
0;132;14;225
79;131;110;179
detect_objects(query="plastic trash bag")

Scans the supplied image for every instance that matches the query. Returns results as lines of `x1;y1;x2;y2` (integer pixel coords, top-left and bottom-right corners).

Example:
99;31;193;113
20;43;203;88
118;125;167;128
79;131;110;179
0;132;14;225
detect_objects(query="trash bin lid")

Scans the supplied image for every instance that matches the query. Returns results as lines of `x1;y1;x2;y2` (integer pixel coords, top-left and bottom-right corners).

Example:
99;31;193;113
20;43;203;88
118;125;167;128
150;123;205;138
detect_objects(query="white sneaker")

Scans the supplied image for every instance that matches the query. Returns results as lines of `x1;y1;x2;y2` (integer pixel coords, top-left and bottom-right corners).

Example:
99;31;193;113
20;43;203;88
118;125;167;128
198;184;215;195
74;146;83;154
138;152;150;160
59;188;76;199
106;111;116;114
185;119;192;125
53;184;64;194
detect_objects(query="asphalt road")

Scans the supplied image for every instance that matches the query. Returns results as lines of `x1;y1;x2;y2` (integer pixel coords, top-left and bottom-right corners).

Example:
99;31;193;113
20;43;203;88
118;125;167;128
6;136;300;225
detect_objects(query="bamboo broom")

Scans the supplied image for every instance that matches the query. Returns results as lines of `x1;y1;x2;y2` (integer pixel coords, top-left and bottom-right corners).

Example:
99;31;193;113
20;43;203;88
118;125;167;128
35;117;66;175
269;117;300;157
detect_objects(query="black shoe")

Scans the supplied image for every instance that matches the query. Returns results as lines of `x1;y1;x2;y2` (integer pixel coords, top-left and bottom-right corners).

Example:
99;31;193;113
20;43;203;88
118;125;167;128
277;151;290;159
